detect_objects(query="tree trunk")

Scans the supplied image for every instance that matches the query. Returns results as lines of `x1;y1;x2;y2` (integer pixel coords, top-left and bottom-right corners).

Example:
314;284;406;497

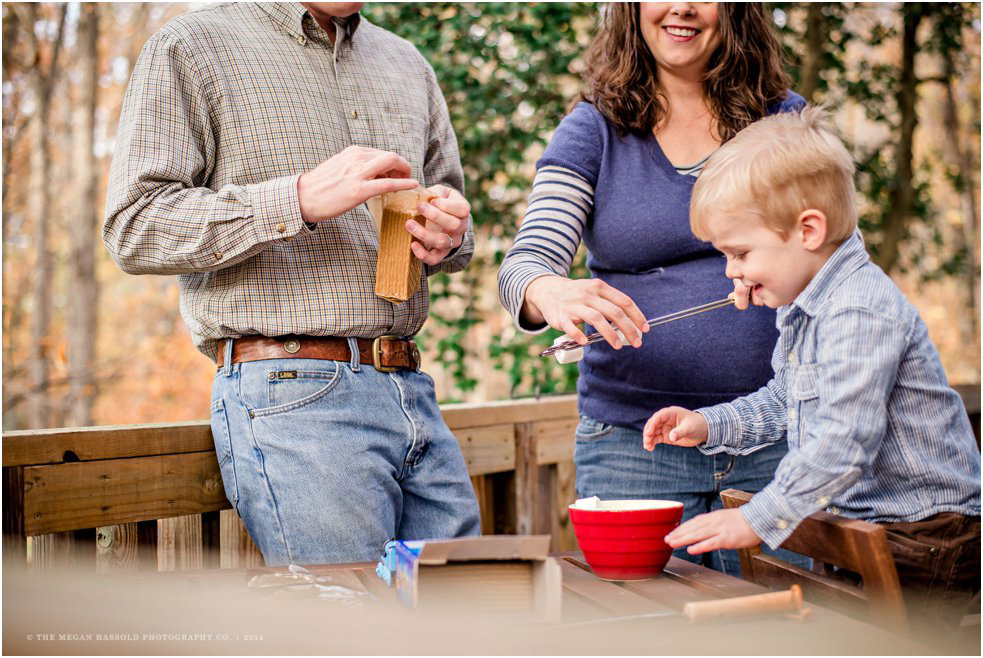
26;3;53;430
24;3;67;429
938;44;980;356
67;3;100;427
874;4;925;275
799;2;826;102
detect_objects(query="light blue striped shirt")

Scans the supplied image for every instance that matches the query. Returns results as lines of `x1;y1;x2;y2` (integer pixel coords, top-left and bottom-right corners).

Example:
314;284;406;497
698;231;981;548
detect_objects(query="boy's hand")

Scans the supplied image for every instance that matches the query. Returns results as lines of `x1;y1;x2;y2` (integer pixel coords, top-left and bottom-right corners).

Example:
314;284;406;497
642;406;708;451
665;509;761;554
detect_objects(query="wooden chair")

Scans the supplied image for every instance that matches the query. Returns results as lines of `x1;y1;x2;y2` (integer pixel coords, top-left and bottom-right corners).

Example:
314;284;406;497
719;488;907;635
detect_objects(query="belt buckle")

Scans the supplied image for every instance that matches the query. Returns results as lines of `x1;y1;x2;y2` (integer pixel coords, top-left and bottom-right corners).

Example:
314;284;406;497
372;335;400;372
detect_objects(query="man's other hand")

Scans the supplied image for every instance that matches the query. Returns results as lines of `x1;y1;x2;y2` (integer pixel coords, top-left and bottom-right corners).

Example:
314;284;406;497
404;184;471;265
297;146;419;222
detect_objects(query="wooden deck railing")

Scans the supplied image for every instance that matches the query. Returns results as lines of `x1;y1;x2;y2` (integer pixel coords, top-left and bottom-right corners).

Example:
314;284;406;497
2;395;580;572
3;386;978;573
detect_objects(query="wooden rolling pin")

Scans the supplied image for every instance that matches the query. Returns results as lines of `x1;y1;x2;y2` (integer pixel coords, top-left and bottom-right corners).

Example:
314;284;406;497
682;585;803;623
556;586;807;628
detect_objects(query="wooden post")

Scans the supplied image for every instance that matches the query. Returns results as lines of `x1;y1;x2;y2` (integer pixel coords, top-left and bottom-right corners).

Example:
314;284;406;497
158;515;202;571
201;510;221;569
219;509;263;569
96;521;156;573
2;466;26;565
513;422;538;536
31;529;96;573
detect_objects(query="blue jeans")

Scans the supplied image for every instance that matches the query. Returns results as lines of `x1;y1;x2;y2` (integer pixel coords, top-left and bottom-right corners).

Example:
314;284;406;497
574;414;809;577
209;338;480;566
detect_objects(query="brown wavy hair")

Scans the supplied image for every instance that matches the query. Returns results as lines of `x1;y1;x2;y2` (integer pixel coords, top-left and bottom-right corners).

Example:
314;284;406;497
579;3;792;141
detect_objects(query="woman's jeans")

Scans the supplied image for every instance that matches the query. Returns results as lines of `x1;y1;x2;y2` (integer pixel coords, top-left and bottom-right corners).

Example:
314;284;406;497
574;414;809;577
210;339;480;566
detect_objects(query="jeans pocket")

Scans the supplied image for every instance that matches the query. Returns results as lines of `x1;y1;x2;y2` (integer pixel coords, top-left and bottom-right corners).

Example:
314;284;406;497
254;363;343;417
575;414;615;441
210;398;239;510
885;528;941;594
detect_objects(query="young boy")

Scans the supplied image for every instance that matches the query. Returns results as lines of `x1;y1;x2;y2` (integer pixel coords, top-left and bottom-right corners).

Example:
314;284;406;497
641;107;980;640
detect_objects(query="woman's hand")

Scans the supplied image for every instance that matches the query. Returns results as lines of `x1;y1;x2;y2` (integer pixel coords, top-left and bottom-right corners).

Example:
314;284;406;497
642;406;708;451
522;276;649;349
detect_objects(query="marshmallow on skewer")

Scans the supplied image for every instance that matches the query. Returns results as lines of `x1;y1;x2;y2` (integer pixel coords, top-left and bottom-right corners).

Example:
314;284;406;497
552;335;584;364
552;330;631;364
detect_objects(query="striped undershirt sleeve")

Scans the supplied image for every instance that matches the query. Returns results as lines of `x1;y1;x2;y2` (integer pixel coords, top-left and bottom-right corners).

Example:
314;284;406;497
497;165;594;333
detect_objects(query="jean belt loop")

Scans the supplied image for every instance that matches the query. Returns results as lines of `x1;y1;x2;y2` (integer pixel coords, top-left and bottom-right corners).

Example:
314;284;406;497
347;337;361;372
222;338;234;377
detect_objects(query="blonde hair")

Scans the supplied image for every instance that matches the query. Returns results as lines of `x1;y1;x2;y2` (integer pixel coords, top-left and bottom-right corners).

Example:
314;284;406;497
690;106;857;244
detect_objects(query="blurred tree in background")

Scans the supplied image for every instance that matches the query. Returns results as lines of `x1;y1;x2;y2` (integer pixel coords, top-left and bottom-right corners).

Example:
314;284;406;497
2;2;980;430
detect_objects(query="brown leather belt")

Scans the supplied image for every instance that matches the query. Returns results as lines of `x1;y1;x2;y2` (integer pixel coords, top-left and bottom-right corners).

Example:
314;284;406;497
216;335;421;372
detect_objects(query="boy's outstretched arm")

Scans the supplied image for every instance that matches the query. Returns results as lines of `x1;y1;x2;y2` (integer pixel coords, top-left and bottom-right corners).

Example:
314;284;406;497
665;509;761;554
642;407;708;450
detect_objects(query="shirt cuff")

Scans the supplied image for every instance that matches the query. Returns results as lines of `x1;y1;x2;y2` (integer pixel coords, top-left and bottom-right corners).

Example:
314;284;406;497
739;484;802;549
695;402;742;455
246;174;307;242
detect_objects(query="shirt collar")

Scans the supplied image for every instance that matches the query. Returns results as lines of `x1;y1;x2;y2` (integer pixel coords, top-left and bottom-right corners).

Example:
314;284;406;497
789;229;870;317
256;3;362;44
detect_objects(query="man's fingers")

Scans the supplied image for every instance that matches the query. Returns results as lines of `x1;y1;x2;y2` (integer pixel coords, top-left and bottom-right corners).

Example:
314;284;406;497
362;177;419;198
404;220;450;251
363;152;412;179
428;195;470;219
417;202;464;235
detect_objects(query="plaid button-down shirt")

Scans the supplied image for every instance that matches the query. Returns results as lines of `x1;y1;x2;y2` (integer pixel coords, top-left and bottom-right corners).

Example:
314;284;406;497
104;3;473;361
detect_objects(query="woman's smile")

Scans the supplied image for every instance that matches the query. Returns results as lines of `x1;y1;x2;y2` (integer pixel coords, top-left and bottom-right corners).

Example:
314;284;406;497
663;25;702;42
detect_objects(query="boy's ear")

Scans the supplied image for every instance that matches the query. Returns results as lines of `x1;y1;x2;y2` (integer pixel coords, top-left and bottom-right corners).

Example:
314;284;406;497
797;209;828;251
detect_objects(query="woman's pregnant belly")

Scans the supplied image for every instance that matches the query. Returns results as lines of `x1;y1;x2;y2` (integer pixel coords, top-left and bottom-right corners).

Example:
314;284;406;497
583;257;779;396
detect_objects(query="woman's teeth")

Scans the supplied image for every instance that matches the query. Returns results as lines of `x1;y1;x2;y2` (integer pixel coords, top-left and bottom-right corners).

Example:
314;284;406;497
665;27;699;37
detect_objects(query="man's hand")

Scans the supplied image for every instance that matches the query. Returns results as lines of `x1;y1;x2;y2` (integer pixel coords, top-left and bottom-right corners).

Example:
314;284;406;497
522;276;648;349
297;146;419;222
642;406;708;451
403;184;471;265
665;508;761;555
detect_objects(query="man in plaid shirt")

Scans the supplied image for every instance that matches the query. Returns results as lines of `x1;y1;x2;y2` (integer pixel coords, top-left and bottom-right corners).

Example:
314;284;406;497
105;2;480;565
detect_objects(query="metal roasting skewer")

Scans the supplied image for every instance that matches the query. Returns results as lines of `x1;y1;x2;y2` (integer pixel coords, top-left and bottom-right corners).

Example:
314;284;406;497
539;296;737;357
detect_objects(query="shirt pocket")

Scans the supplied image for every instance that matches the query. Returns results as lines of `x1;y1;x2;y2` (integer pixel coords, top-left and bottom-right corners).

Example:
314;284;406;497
384;112;427;177
790;363;821;445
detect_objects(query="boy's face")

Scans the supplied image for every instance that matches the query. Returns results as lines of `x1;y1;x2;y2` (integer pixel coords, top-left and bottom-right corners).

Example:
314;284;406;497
707;213;821;308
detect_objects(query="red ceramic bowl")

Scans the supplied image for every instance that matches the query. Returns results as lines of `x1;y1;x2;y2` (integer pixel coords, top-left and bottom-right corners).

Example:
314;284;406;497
568;499;684;581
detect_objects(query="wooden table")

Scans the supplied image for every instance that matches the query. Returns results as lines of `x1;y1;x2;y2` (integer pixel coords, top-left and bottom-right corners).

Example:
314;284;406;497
3;552;927;655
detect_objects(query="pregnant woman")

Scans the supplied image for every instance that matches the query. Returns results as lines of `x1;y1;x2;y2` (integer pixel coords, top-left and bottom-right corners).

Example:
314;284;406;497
498;2;805;575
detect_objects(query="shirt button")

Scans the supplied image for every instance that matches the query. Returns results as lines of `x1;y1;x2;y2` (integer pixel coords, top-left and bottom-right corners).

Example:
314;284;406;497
276;223;286;233
350;110;358;119
787;352;796;363
214;252;223;260
816;496;830;506
296;35;306;45
788;408;797;420
829;506;841;515
775;519;788;530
